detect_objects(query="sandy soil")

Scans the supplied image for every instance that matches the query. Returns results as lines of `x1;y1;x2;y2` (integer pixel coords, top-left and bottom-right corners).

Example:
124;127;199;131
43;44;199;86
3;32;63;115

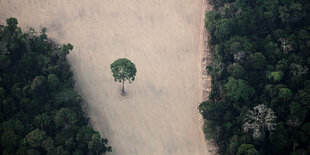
0;0;213;154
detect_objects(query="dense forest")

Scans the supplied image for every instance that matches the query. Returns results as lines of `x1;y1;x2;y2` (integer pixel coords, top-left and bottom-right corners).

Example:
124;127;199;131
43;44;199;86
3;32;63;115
0;18;111;154
199;0;310;154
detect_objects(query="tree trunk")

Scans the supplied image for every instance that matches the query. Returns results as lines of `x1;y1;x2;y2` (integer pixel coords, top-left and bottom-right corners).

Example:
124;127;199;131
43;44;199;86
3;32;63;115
121;80;125;95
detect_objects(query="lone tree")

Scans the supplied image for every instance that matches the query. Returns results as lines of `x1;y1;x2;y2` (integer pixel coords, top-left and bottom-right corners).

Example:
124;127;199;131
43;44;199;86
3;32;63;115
110;58;136;95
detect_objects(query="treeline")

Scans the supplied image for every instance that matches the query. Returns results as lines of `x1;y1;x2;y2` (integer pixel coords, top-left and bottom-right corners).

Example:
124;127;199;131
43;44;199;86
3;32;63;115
0;18;111;154
199;0;310;154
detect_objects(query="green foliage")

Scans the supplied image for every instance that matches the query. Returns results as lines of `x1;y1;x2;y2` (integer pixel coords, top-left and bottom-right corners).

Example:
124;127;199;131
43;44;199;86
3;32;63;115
0;55;11;69
268;71;284;82
48;146;69;155
88;134;101;153
5;17;18;33
47;74;60;90
110;58;136;94
276;59;288;71
54;108;77;129
227;135;239;155
205;11;221;31
237;144;259;155
224;77;255;103
41;137;54;152
278;88;293;101
34;113;51;129
25;129;47;148
214;18;235;40
0;18;110;154
287;102;307;127
248;52;267;71
76;126;96;144
110;58;137;83
54;88;79;105
2;119;24;134
30;75;46;94
227;63;246;79
88;134;110;154
199;101;223;124
223;36;254;58
200;0;310;154
1;130;21;151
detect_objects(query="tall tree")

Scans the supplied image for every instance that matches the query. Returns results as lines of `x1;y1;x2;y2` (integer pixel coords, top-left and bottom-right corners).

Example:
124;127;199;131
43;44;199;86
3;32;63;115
110;58;137;95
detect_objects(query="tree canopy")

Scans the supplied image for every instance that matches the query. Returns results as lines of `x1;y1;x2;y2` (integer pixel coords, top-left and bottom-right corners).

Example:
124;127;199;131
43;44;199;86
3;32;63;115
0;18;111;154
110;58;136;83
200;0;310;154
110;58;136;95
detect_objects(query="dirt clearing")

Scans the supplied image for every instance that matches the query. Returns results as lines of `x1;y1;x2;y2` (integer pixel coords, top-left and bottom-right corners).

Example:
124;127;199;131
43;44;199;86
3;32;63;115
0;0;213;154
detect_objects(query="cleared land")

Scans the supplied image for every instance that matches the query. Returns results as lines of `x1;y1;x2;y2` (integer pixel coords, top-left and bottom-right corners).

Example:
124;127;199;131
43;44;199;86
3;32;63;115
0;0;212;154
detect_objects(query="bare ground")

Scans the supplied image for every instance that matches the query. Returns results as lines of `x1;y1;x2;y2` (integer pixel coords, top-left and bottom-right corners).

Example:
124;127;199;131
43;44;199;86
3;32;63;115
0;0;214;154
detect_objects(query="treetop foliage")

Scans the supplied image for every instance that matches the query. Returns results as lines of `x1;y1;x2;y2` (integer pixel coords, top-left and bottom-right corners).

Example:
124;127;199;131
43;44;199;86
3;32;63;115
0;17;111;154
110;58;137;83
200;0;310;154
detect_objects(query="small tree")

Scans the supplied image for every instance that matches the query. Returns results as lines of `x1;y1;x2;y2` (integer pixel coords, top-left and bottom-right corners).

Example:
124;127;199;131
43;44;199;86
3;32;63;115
110;58;136;95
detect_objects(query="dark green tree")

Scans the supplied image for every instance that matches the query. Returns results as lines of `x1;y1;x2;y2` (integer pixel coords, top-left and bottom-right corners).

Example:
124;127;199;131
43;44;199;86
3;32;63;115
54;108;77;129
227;63;246;79
268;71;284;82
237;144;259;155
47;74;60;90
25;129;47;148
224;77;255;109
214;18;234;40
5;17;18;33
1;130;21;153
110;58;137;95
33;113;51;130
88;134;110;155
